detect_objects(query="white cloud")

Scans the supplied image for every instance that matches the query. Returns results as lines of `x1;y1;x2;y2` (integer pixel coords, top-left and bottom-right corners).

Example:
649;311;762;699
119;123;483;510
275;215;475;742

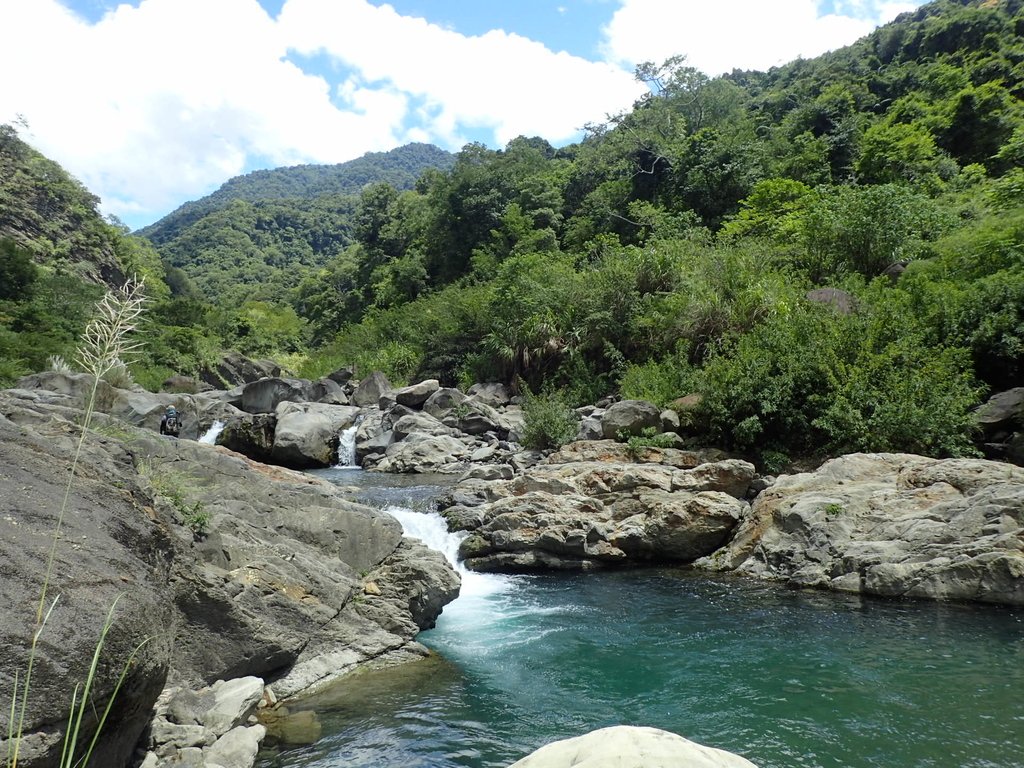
277;0;642;146
601;0;919;75
0;0;924;229
0;0;644;228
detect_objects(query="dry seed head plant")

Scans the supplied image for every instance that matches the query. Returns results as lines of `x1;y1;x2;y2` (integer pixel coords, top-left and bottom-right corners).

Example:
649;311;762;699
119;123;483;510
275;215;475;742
6;276;149;768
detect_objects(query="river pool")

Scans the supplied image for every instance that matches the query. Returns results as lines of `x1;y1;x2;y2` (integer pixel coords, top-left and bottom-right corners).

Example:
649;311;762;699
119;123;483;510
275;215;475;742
255;470;1024;768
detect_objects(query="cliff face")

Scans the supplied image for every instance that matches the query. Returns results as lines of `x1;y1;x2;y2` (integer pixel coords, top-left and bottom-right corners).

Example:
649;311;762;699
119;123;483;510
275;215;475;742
0;125;126;287
0;385;460;767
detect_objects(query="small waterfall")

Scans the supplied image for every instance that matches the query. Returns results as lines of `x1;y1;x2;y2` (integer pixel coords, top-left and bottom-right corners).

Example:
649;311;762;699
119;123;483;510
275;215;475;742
198;420;225;444
334;417;362;468
385;506;513;603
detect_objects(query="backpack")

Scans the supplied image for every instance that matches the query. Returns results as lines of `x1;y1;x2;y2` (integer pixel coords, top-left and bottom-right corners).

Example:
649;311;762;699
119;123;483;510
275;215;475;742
165;409;180;435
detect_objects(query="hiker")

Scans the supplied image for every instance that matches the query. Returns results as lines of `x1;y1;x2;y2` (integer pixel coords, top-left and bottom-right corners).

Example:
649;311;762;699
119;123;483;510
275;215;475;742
160;405;181;437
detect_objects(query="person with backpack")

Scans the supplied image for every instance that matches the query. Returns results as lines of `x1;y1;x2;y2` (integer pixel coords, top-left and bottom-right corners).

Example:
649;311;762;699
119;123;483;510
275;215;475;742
160;405;181;437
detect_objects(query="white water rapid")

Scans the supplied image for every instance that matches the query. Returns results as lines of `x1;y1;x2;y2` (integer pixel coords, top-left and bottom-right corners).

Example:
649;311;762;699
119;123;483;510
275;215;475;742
385;505;516;620
334;420;362;468
198;420;225;444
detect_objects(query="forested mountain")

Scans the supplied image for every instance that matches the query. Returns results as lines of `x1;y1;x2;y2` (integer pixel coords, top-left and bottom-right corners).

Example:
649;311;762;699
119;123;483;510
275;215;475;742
2;0;1022;467
0;124;172;384
136;143;455;303
137;142;455;246
0;124;164;288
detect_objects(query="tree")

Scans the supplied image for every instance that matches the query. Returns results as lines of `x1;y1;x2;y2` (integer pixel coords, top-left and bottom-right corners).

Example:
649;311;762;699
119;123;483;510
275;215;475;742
0;238;38;300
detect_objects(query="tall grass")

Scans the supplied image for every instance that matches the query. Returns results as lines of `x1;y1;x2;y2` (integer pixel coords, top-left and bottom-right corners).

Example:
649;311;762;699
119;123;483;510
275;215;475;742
6;277;148;768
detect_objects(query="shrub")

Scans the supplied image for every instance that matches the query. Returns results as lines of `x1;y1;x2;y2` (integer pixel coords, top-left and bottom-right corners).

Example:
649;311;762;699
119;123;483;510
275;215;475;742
692;297;982;459
520;388;578;450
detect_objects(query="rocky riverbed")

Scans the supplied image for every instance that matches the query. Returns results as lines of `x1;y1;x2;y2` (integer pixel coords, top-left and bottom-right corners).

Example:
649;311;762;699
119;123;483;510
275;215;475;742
1;369;1022;768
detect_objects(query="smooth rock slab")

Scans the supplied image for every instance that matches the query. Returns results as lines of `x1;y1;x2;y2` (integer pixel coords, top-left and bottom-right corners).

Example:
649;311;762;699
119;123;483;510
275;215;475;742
697;453;1024;604
204;724;266;768
200;677;265;736
507;726;758;768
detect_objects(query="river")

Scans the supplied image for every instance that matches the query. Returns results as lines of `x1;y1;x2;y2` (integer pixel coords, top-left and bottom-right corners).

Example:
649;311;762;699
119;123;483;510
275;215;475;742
255;469;1024;768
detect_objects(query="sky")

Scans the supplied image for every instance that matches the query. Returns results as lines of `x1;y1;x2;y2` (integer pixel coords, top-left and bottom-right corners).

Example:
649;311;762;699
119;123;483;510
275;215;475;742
0;0;927;230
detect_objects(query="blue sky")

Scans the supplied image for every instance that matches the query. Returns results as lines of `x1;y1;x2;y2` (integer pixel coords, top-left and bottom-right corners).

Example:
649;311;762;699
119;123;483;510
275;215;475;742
0;0;927;230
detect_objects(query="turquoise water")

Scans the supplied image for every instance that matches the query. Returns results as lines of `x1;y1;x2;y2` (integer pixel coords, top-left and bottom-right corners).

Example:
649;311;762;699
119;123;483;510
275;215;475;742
258;472;1024;768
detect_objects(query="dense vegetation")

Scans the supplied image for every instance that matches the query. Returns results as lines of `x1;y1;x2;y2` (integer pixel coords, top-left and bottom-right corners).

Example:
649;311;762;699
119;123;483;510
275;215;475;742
137;144;454;303
2;0;1022;467
286;0;1024;465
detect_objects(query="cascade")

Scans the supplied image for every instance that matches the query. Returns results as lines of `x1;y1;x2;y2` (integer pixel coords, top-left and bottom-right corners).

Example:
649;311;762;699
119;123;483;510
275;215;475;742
385;505;514;610
334;416;363;468
198;420;225;444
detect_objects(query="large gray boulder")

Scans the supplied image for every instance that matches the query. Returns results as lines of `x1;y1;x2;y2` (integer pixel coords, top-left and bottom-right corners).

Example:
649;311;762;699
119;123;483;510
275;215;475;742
218;413;276;464
392;411;454;441
240;378;316;414
198;351;280;390
507;726;758;768
975;388;1024;464
271;402;360;468
394;379;440;408
444;440;755;572
697;453;1024;604
600;399;663;439
444;400;509;437
0;409;173;768
468;382;512;407
351;372;393;407
423;387;469;419
0;387;461;766
373;434;473;474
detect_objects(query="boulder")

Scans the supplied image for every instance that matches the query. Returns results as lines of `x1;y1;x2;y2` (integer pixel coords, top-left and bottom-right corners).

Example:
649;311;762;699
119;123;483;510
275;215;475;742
697;453;1024;604
444;442;755;572
271;403;361;469
600;400;662;439
423;387;469;419
373;434;472;474
352;371;393;407
468;382;512;407
162;374;212;394
198;351;280;390
394;379;440;408
218;413;276;464
392;411;453;441
445;401;508;437
507;726;758;768
240;378;316;414
326;366;355;386
659;409;680;434
0;412;173;768
576;417;604;441
199;677;265;736
975;388;1024;438
313;377;349;406
202;724;265;768
0;385;461;760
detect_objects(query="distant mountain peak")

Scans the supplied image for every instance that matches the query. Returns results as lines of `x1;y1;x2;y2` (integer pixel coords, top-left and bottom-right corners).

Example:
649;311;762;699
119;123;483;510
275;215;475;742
137;142;455;244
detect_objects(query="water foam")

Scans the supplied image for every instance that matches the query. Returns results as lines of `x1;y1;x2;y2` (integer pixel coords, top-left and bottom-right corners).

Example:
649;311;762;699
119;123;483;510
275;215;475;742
198;420;225;444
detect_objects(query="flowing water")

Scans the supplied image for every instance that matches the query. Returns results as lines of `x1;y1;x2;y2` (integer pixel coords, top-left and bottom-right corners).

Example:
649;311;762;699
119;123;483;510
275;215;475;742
198;420;225;444
333;419;363;468
257;470;1024;768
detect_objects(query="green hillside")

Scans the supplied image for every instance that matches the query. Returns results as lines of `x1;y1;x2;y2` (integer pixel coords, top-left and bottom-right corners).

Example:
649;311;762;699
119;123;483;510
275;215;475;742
137;142;454;246
0;125;172;383
290;0;1024;463
136;143;455;303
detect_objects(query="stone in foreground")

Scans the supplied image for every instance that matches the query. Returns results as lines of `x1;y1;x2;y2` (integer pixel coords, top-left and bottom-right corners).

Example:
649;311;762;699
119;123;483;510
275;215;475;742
507;726;758;768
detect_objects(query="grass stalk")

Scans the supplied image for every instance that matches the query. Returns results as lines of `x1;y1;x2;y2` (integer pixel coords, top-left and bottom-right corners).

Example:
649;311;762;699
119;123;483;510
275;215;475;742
7;277;147;768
